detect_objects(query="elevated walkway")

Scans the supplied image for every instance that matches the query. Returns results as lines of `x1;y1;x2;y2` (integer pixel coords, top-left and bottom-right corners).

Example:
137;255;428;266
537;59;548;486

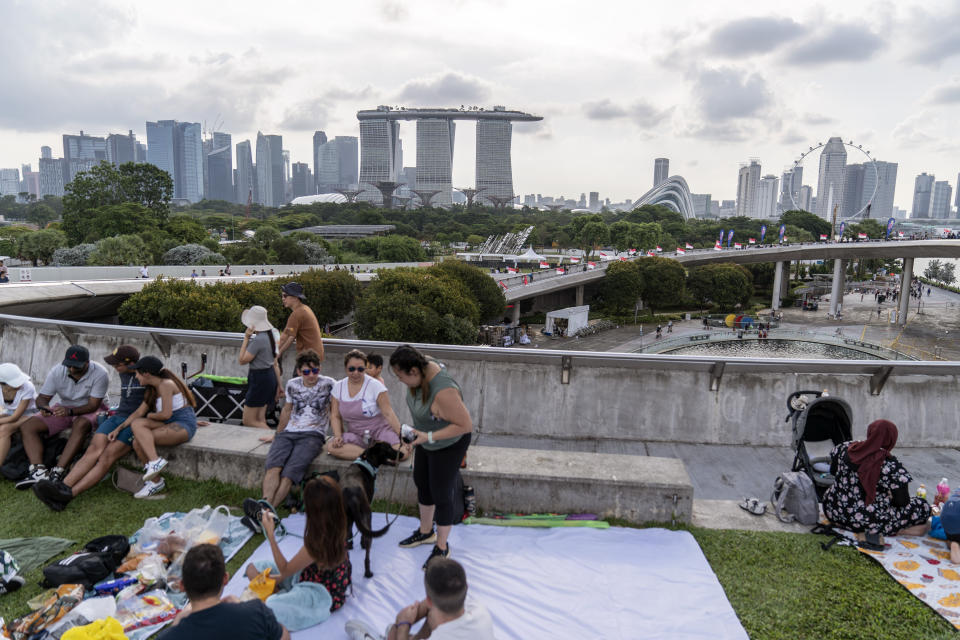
160;423;693;525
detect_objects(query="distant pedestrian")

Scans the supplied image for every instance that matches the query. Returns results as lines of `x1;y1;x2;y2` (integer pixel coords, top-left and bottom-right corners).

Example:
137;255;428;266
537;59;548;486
667;320;673;333
928;287;932;296
656;325;662;339
201;269;207;277
139;265;149;279
877;307;882;319
190;269;198;278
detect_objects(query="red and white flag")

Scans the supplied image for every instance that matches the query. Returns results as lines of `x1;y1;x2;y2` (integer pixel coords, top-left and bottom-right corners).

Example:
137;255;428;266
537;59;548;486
713;241;722;251
734;243;742;249
507;267;518;273
587;261;597;269
499;281;508;290
655;246;662;252
819;234;827;240
748;238;755;244
685;242;694;249
619;256;628;261
539;261;550;268
627;248;637;255
676;248;686;255
646;250;655;257
556;267;565;274
570;256;580;263
599;251;608;257
897;231;904;238
858;232;867;239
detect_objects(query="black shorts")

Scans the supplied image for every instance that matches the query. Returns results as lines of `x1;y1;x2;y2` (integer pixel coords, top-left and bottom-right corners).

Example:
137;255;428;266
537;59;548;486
245;367;277;408
265;431;326;482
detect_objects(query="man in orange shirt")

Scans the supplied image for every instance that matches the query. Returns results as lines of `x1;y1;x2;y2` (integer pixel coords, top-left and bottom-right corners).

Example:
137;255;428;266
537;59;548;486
277;282;324;362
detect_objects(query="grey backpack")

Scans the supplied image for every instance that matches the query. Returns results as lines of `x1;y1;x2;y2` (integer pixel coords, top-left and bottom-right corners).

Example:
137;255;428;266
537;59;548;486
771;472;819;525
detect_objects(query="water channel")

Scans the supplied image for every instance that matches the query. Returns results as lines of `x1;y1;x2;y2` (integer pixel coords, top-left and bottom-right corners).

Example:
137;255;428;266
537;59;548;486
664;339;884;360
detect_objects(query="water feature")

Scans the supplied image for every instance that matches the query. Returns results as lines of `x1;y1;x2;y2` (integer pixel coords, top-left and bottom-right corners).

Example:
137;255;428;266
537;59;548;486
664;339;883;360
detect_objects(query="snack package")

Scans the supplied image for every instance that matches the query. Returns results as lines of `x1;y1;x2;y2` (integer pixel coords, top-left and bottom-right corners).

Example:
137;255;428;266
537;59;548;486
4;584;84;640
114;589;178;632
247;568;276;601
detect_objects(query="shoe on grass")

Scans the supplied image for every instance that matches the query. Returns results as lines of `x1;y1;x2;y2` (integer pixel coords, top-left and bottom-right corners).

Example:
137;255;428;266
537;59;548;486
134;478;165;499
344;620;384;640
0;576;25;595
259;499;286;537
33;480;72;511
243;497;264;522
142;457;168;482
422;544;450;570
15;464;48;490
49;466;66;483
399;528;436;549
240;515;262;535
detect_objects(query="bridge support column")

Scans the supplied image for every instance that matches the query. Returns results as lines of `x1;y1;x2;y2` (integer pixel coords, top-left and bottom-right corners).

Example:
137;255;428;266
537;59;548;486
772;261;784;311
575;285;584;307
829;259;846;318
898;257;914;326
511;302;521;326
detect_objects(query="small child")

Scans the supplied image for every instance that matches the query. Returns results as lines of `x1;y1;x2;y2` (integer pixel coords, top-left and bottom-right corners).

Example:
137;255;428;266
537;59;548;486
940;489;960;564
0;363;38;466
365;353;385;384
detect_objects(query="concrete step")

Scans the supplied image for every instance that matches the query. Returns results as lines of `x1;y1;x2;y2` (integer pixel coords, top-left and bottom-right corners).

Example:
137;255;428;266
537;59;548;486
159;423;694;525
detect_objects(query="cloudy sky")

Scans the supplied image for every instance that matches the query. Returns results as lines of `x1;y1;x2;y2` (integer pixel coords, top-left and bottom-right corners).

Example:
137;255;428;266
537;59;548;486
2;0;958;208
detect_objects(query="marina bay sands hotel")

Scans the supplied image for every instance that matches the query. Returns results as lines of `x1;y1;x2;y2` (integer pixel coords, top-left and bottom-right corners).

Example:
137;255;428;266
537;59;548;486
357;105;542;207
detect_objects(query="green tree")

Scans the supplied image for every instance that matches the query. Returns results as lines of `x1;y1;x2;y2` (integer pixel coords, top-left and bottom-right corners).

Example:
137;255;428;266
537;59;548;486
780;210;831;238
687;263;753;312
577;221;609;256
430;260;506;322
355;269;480;344
846;218;884;240
377;235;426;262
164;215;209;245
18;229;67;265
26;203;59;227
88;234;151;266
635;257;686;315
138;229;179;264
272;237;307;264
253;225;282;250
62;162;173;244
600;260;643;314
0;225;35;258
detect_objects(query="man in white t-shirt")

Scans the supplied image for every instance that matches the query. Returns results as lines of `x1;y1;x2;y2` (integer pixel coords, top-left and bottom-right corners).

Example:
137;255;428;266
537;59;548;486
345;558;495;640
242;350;334;533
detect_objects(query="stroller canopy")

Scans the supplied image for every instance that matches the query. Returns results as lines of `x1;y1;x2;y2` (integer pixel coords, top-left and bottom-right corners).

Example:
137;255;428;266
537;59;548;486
790;395;853;450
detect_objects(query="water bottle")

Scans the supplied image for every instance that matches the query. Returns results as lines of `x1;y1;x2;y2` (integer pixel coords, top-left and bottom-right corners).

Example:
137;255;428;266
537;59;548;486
363;429;371;447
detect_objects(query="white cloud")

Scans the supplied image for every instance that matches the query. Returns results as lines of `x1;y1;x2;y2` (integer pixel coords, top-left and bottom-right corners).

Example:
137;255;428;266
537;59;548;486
708;17;808;56
397;72;492;105
783;24;884;65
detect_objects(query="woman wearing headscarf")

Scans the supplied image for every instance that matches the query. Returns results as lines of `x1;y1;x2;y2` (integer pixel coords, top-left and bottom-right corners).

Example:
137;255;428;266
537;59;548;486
822;419;930;540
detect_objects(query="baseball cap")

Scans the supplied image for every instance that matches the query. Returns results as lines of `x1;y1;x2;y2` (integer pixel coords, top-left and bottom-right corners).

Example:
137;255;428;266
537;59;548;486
128;356;164;375
104;345;140;365
62;345;90;367
281;282;306;300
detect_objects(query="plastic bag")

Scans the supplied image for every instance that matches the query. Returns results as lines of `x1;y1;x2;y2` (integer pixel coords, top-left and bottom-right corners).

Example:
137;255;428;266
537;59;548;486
247;569;276;601
114;590;177;633
61;617;128;640
45;596;117;638
165;506;232;588
5;583;84;639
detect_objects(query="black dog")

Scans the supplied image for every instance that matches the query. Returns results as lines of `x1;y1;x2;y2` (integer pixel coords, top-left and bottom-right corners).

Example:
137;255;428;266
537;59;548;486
341;441;401;578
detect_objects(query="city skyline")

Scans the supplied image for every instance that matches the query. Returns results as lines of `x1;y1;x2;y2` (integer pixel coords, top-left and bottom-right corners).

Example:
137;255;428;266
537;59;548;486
0;1;958;208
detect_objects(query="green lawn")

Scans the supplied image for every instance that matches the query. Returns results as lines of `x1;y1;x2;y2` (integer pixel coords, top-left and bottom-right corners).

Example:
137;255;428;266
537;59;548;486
0;477;956;639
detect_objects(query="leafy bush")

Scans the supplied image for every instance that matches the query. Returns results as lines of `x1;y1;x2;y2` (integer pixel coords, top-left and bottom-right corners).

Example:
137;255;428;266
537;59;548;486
162;243;225;266
52;243;96;266
88;234;150;266
355;268;480;344
298;240;331;265
119;278;243;331
429;260;505;322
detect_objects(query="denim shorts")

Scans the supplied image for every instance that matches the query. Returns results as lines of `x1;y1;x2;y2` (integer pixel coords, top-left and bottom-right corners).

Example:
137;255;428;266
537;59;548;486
95;413;134;446
166;406;198;440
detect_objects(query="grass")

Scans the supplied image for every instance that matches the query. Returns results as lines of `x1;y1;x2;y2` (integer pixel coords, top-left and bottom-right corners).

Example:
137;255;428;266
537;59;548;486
1;478;956;639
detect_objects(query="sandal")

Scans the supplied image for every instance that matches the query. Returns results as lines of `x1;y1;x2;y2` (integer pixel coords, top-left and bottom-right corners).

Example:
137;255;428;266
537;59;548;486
738;497;766;516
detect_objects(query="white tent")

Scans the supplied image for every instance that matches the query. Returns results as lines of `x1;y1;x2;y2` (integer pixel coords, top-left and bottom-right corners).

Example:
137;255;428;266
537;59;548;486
515;246;545;262
544;305;590;336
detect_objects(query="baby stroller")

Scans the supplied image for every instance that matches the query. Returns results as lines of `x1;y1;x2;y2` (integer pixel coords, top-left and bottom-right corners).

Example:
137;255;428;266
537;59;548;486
786;390;852;498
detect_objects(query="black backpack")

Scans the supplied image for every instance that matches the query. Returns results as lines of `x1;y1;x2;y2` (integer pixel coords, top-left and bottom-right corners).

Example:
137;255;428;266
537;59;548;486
42;535;130;589
1;434;67;481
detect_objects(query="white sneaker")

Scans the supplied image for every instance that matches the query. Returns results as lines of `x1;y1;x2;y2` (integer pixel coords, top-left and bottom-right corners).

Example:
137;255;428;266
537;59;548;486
344;620;384;640
134;478;165;499
143;457;168;482
15;464;48;490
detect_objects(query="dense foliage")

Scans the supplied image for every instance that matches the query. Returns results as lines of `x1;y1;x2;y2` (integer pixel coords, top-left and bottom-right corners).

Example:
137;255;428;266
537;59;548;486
429;260;506;323
686;263;754;311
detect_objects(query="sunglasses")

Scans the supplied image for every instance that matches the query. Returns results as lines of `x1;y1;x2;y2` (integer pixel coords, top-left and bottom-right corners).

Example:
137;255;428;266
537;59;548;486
347;366;365;372
301;367;320;375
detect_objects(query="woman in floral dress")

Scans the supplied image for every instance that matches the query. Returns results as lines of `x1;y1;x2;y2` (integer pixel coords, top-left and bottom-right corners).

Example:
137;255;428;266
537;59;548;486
822;419;930;537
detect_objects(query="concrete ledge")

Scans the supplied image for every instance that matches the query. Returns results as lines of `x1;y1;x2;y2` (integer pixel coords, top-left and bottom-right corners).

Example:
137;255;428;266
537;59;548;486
160;424;693;524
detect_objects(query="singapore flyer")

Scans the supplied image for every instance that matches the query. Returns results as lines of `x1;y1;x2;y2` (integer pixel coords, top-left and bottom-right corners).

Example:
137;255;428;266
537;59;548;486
788;140;879;220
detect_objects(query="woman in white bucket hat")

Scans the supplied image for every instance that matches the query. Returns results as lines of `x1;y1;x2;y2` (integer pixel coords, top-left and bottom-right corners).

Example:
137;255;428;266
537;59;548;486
239;305;281;429
0;363;38;466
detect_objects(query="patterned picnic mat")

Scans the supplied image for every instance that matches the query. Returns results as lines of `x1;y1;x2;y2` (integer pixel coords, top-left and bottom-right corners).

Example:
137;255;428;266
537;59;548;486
857;534;960;628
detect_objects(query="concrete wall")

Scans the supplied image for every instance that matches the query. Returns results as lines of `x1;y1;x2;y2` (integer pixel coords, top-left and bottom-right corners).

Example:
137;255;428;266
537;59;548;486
2;317;960;447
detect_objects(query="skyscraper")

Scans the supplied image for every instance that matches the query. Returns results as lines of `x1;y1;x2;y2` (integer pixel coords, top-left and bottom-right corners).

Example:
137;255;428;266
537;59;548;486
755;175;780;219
416;119;455;207
255;132;284;207
291;162;311;199
146;120;176;185
815;137;846;221
336;136;359;188
654;158;669;187
0;169;20;196
41;146;52;160
589;191;599;211
205;132;233;202
691;193;711;218
358;114;401;204
798;185;813;212
842;163;867;218
235;140;255;204
931;181;953;219
864;161;897;219
476;117;514;204
106;131;140;167
312;130;327;193
912;173;935;218
955;172;960;210
146;120;204;203
779;166;803;212
62;131;107;184
735;159;761;217
21;164;40;199
39;152;65;197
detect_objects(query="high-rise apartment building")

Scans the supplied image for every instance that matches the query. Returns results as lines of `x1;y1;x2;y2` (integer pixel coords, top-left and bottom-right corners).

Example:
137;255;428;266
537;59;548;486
0;169;20;196
912;173;935;218
735;159;761;217
291;162;311;199
755;175;780;219
931;181;953;219
779;166;802;213
39;155;65;197
106;131;140;167
815;137;846;221
41;146;52;160
62;131;107;184
358;114;401;204
205;132;233;202
654;158;669;187
235;140;255;204
255;132;284;207
417;119;456;207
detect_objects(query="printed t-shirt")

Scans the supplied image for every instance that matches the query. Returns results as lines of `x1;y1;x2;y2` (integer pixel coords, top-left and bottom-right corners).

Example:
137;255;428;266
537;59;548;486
39;362;110;408
284;375;335;434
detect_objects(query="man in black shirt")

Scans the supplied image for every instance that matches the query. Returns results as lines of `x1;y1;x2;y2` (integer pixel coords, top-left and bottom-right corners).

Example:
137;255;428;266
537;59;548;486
161;544;288;640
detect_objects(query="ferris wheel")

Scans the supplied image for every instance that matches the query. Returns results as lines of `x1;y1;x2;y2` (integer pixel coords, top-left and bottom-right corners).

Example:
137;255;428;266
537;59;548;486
788;140;879;220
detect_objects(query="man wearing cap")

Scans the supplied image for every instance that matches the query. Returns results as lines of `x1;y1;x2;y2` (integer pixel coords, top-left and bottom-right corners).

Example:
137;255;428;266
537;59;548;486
14;345;110;489
277;282;324;362
33;345;145;510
